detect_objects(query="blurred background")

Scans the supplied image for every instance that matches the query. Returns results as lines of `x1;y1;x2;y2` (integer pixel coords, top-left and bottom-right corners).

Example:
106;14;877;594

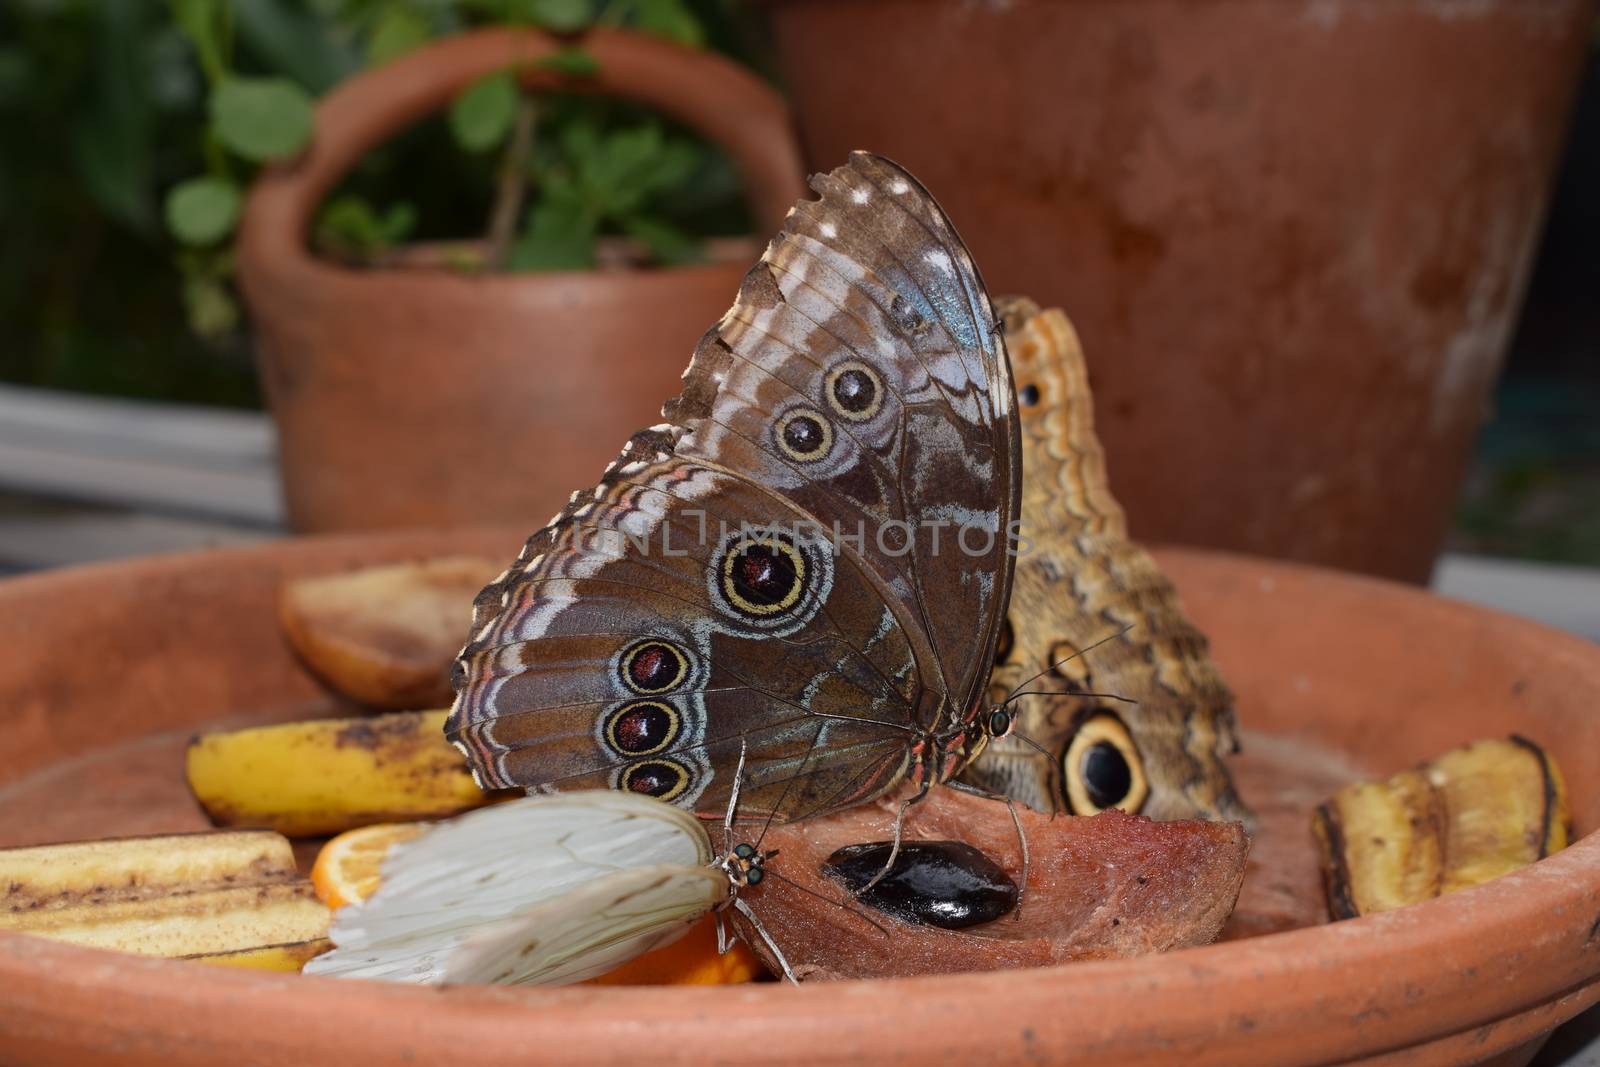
0;0;1595;639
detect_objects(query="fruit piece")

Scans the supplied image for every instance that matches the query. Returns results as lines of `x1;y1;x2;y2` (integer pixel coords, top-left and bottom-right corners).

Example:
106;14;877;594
583;914;764;986
186;709;494;837
1313;736;1571;919
186;939;333;971
0;831;329;957
732;786;1250;981
311;823;426;909
279;556;501;708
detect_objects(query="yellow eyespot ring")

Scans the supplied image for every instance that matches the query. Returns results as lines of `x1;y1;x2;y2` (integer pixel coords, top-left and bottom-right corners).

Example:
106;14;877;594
1047;640;1095;691
719;534;807;617
618;758;691;802
825;361;884;422
618;639;689;694
603;700;681;757
1062;712;1149;815
775;407;833;461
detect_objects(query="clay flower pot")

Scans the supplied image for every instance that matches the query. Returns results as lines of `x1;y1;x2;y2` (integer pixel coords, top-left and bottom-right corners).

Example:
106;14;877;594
764;0;1596;582
2;530;1599;1065
237;29;804;533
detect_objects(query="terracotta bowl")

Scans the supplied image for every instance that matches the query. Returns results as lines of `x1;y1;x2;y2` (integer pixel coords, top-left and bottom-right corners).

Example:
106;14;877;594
1;528;1597;1066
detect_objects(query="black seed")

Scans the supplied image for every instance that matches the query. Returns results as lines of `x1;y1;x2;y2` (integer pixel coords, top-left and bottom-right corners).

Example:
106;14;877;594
824;840;1017;929
731;541;799;606
1083;741;1133;809
623;761;683;797
782;414;826;455
610;702;675;754
832;368;876;413
1019;383;1041;407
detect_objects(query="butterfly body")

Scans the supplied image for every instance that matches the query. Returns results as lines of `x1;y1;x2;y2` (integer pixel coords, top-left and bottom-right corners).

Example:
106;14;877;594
448;154;1020;828
963;299;1250;823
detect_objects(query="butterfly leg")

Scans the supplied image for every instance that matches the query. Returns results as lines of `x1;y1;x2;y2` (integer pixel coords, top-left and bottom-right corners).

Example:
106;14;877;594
733;896;799;985
853;780;931;896
943;778;1031;916
723;737;749;858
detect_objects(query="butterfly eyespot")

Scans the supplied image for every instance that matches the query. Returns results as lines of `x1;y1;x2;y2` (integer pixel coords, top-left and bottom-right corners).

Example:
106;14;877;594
619;758;692;801
1061;712;1149;815
994;618;1014;665
825;361;884;421
618;639;688;694
604;700;680;756
775;407;833;461
718;533;805;617
889;293;927;334
1019;383;1041;407
1047;640;1094;692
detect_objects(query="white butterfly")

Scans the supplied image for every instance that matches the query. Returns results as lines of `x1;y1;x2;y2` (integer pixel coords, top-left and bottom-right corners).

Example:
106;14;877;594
305;773;794;985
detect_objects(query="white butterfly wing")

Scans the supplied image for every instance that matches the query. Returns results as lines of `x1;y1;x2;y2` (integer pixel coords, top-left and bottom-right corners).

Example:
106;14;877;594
442;865;726;986
305;791;717;984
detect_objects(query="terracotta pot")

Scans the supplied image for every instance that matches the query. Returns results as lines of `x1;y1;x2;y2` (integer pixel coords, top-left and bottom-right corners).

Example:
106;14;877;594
764;0;1596;582
2;531;1599;1065
237;29;804;533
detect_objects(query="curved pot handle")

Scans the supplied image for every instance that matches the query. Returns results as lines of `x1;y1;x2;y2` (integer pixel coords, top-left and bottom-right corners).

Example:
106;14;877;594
241;27;804;272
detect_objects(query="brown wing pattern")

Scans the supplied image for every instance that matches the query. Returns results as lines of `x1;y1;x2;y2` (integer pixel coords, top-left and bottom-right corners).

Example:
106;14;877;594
449;154;1017;824
963;298;1250;823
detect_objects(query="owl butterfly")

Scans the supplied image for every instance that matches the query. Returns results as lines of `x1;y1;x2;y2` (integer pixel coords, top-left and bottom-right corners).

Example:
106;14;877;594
448;153;1020;827
961;298;1252;823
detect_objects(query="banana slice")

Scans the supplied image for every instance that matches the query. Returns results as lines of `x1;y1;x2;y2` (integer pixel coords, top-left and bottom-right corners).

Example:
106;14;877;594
1313;737;1571;919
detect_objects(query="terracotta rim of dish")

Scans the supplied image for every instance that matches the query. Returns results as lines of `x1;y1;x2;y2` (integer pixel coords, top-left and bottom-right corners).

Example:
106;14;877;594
1;535;1597;1066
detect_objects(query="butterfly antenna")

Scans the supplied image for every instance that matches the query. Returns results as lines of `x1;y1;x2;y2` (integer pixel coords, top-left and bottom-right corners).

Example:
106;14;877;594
1000;625;1135;703
733;896;799;985
1003;688;1138;709
764;869;892;940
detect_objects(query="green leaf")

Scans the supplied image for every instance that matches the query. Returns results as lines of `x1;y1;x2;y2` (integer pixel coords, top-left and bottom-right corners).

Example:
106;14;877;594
449;70;517;152
314;194;418;259
166;177;242;245
536;47;599;77
511;185;596;271
233;0;358;91
182;273;240;339
526;0;591;32
169;0;233;85
621;215;701;266
211;77;314;162
367;5;433;66
73;2;158;233
628;0;704;46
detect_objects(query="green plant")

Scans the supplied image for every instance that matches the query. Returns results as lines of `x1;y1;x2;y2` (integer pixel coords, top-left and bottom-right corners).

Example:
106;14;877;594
163;0;753;338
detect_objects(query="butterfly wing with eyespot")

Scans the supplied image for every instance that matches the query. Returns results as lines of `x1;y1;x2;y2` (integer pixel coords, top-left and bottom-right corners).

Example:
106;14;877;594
304;792;722;984
962;299;1250;823
448;153;1019;822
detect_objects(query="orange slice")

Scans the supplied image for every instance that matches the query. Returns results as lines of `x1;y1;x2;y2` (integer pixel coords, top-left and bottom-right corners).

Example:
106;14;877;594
309;821;765;984
310;822;424;908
